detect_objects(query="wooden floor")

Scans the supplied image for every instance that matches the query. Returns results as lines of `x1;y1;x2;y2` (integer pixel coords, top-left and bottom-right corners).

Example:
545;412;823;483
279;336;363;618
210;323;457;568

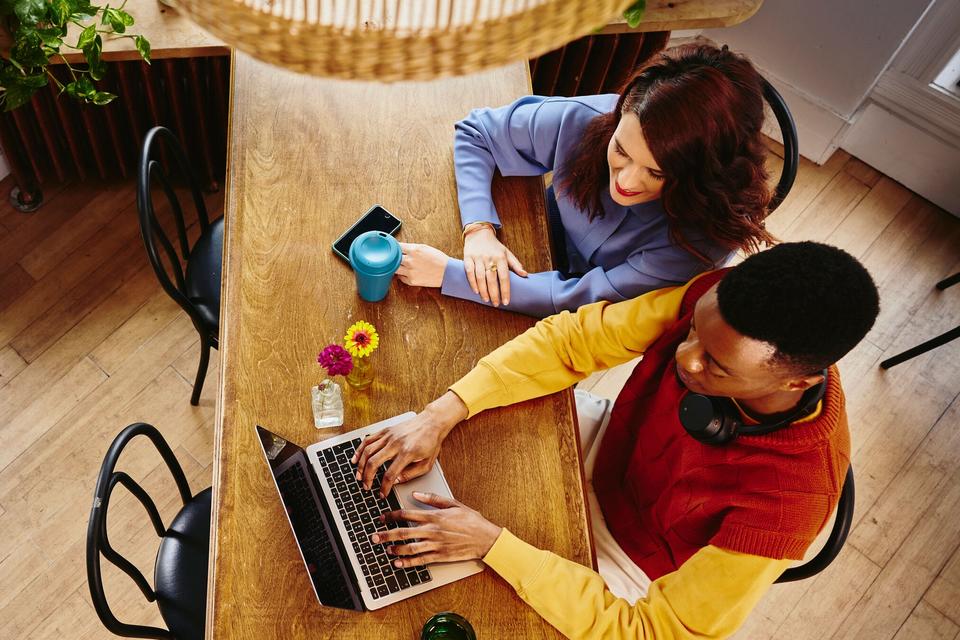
0;146;958;639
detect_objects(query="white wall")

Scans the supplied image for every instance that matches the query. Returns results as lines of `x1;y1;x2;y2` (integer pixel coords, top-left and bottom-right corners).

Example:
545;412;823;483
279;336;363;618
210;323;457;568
843;102;960;214
703;0;933;163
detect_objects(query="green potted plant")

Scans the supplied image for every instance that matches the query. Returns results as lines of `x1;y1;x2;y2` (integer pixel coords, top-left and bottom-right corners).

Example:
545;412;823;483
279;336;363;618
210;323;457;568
0;0;151;111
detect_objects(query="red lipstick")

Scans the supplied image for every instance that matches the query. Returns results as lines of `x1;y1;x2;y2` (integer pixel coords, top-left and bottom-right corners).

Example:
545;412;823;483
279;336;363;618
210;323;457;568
615;181;642;198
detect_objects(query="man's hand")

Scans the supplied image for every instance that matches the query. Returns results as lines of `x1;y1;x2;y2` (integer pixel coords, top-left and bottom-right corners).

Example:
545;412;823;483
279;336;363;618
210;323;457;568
352;391;468;497
462;227;527;307
396;243;449;288
371;492;502;567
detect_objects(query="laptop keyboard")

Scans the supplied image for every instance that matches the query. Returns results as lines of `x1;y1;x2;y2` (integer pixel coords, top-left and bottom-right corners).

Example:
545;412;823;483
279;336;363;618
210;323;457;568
317;437;432;600
275;462;354;608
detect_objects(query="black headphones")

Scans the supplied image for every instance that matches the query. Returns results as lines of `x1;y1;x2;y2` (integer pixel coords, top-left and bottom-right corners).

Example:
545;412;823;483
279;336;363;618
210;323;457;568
678;369;828;446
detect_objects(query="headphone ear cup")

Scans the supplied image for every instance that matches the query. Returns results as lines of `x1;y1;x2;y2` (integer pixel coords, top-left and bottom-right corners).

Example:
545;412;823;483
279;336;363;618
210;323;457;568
679;393;741;445
704;410;739;445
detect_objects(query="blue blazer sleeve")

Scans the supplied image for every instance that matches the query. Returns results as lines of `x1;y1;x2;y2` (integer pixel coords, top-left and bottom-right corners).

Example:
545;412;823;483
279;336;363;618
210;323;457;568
453;96;599;228
440;245;720;318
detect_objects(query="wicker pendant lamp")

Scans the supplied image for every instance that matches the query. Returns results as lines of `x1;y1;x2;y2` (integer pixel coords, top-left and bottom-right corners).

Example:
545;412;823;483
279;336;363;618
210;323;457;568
173;0;634;81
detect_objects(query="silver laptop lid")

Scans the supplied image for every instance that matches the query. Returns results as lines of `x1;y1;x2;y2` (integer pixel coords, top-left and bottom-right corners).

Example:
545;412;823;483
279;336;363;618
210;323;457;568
254;426;363;611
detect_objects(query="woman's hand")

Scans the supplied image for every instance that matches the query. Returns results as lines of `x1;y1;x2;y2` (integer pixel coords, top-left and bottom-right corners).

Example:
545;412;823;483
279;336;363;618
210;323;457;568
397;243;450;288
371;492;503;567
462;227;528;307
352;391;468;498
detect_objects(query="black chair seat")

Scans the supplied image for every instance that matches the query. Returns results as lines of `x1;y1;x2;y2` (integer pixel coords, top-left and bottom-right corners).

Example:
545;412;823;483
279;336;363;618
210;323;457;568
155;486;212;640
88;423;212;639
185;217;223;333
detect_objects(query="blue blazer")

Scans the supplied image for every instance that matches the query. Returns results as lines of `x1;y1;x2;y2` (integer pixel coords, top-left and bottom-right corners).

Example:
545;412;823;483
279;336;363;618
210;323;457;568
441;95;732;318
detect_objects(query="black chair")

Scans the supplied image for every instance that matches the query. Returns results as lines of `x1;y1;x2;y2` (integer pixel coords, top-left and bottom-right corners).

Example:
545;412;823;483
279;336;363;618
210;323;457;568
880;273;960;369
87;422;211;639
761;77;799;212
775;465;854;583
137;126;223;405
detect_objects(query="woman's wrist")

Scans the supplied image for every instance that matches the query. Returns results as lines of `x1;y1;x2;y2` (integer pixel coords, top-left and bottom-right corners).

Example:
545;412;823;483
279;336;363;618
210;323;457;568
462;222;496;241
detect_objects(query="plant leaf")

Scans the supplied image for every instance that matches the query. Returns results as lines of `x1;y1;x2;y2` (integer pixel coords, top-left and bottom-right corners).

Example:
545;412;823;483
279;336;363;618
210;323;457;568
13;0;46;24
0;63;44;110
11;29;49;68
91;90;116;105
134;35;151;64
76;23;96;49
70;0;96;19
107;9;126;33
74;74;95;97
22;72;48;88
3;82;38;111
623;0;646;29
83;34;105;80
37;27;64;48
50;0;72;25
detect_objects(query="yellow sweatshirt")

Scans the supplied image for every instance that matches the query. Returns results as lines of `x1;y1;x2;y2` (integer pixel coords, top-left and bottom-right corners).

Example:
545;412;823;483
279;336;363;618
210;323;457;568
449;274;792;639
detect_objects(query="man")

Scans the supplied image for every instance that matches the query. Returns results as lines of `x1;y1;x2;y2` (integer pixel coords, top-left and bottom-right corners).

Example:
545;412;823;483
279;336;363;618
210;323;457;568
353;242;879;639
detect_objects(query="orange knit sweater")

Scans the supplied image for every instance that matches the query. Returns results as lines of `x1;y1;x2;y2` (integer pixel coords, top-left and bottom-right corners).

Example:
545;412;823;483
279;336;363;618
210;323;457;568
592;269;852;580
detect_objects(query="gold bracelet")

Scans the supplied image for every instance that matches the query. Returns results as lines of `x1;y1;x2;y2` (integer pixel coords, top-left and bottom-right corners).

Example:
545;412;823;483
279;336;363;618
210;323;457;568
461;221;496;241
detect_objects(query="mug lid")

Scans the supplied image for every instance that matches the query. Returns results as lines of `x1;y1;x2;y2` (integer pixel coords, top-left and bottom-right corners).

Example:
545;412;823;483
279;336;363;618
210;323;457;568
349;231;402;276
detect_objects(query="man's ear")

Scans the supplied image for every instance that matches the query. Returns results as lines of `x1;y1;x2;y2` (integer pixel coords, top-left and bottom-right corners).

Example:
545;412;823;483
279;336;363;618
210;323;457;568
783;371;825;392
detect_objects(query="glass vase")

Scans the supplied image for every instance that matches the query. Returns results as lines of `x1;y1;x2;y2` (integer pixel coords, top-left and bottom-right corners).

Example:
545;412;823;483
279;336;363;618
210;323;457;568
311;378;344;428
345;357;374;390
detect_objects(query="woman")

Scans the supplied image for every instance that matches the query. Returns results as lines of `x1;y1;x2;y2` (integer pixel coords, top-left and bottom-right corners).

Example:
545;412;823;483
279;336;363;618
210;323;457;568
396;43;775;317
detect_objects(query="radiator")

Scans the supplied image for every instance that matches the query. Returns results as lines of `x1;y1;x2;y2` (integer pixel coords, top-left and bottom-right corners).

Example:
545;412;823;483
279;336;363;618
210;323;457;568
531;31;669;97
0;55;230;210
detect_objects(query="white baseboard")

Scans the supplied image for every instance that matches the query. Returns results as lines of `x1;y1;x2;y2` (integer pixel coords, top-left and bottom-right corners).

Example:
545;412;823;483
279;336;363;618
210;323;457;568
842;102;960;217
754;67;851;165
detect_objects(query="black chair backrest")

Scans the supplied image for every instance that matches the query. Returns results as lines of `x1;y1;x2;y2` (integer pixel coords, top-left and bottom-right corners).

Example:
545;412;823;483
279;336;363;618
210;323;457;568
137;126;212;332
86;423;195;639
760;78;799;212
775;465;855;583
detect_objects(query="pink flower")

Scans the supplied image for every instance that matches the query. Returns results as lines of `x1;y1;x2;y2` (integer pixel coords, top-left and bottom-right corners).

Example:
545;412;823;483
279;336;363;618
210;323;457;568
317;344;353;377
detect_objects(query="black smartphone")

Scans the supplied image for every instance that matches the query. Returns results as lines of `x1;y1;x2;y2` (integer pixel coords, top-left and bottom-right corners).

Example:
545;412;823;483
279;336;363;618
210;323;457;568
331;205;402;263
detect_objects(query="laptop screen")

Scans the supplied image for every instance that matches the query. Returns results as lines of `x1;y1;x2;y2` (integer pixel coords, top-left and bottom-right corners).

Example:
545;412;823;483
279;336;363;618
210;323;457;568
255;426;361;611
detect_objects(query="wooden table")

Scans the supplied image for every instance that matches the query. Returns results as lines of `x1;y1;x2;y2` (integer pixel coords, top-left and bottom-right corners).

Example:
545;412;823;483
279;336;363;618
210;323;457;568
207;53;592;638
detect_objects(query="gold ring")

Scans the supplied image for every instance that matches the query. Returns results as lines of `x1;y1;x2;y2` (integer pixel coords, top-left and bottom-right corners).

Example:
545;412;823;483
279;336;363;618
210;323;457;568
488;263;497;272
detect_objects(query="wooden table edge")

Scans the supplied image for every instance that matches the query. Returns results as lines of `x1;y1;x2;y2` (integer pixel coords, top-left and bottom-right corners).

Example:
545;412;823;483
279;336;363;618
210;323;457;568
600;0;763;34
204;48;237;640
518;59;596;571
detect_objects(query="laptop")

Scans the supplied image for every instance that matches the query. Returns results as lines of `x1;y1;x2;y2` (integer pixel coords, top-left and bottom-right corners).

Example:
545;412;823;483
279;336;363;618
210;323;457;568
255;413;483;611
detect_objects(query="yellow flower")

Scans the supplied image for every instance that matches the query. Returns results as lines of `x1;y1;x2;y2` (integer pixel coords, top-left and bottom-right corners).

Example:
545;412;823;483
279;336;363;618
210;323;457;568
344;321;379;358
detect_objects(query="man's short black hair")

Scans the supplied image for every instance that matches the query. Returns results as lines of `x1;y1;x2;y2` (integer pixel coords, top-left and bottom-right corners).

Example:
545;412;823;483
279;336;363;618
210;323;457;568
716;242;880;373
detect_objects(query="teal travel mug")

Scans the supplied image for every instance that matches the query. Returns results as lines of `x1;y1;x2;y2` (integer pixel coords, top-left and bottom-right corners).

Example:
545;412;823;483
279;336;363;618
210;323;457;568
348;230;402;302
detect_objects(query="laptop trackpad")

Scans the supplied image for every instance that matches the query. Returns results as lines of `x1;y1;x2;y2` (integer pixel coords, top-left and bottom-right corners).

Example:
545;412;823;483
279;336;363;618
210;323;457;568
394;466;454;511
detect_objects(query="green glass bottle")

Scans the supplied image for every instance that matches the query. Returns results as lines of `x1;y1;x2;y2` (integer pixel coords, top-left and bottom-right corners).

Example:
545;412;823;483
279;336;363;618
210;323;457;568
420;612;477;640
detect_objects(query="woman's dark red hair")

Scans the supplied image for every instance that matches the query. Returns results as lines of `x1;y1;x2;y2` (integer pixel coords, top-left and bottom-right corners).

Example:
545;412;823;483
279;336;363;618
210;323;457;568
556;43;775;263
